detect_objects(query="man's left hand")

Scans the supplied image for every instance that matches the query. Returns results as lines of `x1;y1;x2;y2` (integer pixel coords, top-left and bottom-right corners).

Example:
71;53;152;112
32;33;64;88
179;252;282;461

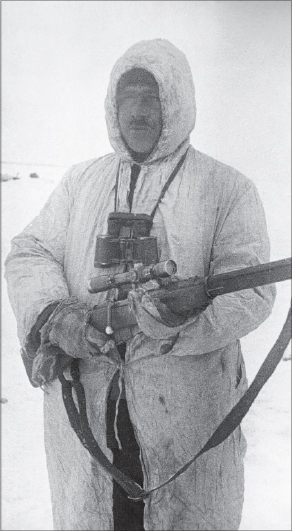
128;288;187;339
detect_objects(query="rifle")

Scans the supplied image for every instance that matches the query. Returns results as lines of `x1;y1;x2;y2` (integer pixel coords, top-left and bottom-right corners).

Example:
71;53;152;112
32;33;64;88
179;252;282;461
89;258;291;342
89;257;291;341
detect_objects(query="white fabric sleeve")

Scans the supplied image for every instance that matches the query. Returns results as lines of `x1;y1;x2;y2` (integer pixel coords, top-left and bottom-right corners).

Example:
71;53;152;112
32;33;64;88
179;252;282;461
4;169;75;347
176;182;276;355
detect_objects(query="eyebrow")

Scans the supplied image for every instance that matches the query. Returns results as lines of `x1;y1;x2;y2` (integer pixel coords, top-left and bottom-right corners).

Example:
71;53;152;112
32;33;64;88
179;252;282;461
117;85;159;96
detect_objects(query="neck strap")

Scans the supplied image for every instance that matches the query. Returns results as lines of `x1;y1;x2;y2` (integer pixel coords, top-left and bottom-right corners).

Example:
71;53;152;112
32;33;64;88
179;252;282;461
114;148;189;217
150;149;188;220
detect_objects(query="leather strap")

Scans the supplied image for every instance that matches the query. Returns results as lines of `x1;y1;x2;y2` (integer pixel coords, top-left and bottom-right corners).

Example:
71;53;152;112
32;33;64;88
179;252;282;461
150;148;188;220
60;305;291;501
114;148;188;218
59;359;145;499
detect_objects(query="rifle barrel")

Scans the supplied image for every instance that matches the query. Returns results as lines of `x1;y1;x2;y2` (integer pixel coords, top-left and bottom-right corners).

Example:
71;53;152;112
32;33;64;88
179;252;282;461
207;257;291;297
151;257;291;315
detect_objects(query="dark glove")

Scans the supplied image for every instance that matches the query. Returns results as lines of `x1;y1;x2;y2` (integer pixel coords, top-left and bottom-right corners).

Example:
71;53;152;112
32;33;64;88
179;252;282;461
31;297;118;387
128;287;211;340
45;297;114;357
128;288;188;340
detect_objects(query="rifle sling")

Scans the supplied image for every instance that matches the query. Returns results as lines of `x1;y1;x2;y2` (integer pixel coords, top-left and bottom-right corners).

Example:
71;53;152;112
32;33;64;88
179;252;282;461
59;361;145;500
59;305;291;501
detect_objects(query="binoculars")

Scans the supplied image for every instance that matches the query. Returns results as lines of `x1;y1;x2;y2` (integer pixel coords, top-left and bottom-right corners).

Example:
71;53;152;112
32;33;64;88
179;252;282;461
89;212;177;295
94;212;158;268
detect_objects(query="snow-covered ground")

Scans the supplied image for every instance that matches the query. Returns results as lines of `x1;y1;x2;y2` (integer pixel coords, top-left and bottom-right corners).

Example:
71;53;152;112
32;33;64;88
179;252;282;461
1;167;291;530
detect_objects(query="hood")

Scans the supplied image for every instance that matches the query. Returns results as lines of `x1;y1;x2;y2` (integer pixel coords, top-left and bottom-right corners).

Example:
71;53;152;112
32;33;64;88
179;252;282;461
105;39;196;164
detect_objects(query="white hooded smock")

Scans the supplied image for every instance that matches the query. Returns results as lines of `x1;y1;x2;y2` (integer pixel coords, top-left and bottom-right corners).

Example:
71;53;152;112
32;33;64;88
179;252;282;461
5;39;276;530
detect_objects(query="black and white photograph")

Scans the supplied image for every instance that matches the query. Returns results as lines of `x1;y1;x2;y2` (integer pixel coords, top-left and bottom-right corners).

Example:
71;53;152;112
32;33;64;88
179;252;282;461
2;1;291;530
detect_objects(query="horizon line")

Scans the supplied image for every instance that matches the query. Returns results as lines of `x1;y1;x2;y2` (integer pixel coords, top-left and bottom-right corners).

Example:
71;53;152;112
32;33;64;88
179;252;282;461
2;161;69;168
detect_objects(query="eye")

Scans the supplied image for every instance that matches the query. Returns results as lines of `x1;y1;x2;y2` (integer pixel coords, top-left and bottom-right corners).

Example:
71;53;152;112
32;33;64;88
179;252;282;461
144;95;160;105
117;94;132;104
148;95;160;101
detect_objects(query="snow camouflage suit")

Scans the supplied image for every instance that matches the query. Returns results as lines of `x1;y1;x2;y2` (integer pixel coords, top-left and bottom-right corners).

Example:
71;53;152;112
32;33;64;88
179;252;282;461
5;39;276;530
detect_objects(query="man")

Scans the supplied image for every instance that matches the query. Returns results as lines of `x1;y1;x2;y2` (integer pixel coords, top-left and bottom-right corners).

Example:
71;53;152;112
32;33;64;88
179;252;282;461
5;39;275;530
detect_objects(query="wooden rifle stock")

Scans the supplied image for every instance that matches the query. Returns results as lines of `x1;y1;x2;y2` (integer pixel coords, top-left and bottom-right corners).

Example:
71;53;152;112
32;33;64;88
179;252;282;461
89;258;291;338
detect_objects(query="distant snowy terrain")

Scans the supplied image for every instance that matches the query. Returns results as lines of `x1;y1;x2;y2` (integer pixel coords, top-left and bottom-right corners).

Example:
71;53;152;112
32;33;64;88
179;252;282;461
1;166;291;530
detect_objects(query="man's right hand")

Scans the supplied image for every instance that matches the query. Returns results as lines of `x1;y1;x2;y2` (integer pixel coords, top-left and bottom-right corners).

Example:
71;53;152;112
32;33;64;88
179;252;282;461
46;298;114;358
31;297;119;387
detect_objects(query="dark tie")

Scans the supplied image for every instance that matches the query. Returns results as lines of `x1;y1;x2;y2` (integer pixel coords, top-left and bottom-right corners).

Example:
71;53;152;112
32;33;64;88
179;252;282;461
128;164;141;210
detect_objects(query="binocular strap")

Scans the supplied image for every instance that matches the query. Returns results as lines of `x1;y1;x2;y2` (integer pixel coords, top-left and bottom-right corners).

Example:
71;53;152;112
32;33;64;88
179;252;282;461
114;148;189;217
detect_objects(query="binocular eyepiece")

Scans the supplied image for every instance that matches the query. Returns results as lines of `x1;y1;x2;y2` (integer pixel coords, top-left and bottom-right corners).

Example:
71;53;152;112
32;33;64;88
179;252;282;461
107;212;153;238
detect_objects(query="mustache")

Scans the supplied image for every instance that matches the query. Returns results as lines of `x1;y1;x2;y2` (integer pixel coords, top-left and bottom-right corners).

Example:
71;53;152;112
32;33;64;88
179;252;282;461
129;118;153;128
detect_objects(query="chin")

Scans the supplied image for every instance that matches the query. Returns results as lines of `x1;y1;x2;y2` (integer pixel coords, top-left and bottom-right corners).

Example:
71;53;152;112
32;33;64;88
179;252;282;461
127;132;154;152
121;133;156;158
126;139;153;154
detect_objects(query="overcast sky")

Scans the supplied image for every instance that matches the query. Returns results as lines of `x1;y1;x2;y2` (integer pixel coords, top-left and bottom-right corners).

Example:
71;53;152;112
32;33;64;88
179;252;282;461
2;1;291;256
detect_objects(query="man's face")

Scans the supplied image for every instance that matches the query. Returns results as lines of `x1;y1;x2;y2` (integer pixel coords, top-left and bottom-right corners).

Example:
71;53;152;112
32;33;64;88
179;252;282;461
117;83;162;156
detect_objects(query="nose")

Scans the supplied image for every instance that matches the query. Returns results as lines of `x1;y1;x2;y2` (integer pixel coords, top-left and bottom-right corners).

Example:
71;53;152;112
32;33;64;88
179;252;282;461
131;97;148;119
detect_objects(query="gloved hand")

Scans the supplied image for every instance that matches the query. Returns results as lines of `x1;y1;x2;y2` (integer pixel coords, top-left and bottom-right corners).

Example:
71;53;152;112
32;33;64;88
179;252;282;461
45;297;114;358
128;287;211;340
31;297;119;387
128;288;188;340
